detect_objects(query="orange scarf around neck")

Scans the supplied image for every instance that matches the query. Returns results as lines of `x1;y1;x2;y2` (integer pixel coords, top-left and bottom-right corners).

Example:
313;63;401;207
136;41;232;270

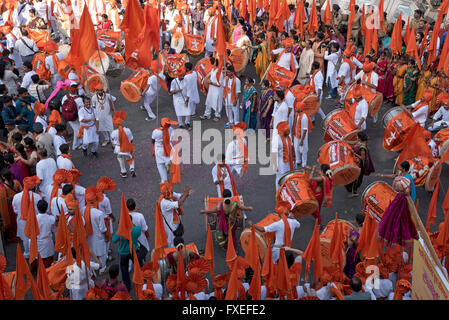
280;134;293;171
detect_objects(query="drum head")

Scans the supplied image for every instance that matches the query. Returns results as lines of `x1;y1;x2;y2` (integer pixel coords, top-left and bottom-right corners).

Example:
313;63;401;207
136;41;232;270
85;73;108;97
292;200;319;218
88;51;110;74
361;181;397;222
120;80;142;102
322;108;344;129
382;107;404;129
425;160;442;191
171;33;185;54
239;228;268;260
319;237;346;270
369;93;383;117
278;169;307;187
302;94;320;116
230;48;248;73
332;165;361;186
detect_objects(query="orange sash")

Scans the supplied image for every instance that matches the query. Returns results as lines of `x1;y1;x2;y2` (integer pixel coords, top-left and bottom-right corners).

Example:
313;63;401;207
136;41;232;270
83;206;94;236
309;69;319;93
277;50;296;72
343;58;355;80
224;75;238;105
280;134;293;171
77;125;91;139
204;16;217;42
104;216;112;241
217;163;238;196
280;214;291;247
412;101;429;117
60;153;71;160
293;112;313;139
118;125;135;164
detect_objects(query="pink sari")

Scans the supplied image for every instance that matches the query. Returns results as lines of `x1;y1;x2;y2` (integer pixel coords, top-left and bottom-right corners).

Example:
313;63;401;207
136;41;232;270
376;59;388;95
310;176;333;224
384;62;395;101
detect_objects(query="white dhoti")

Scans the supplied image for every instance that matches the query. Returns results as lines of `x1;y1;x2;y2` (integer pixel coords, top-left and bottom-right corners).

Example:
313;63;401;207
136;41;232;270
294;136;308;167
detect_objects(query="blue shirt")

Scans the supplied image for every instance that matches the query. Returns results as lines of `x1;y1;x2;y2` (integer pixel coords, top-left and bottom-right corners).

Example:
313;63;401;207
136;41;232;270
15;96;37;132
404;173;416;202
112;225;141;256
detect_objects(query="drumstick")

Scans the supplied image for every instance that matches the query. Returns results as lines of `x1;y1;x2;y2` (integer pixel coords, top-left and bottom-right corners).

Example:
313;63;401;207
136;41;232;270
260;62;272;84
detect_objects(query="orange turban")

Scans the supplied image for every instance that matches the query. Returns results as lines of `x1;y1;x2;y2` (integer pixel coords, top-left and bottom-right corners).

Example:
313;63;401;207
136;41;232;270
422;89;433;102
174;14;182;24
70;169;83;183
150;60;161;74
232;122;246;133
363;59;375;73
48;110;62;125
161;117;178;128
85;186;104;204
34;102;45;116
344;45;354;57
275;200;290;215
96;177;116;193
43;40;59;54
23;176;40;190
440;93;449;105
64;195;79;209
113;110;126;127
92;82;104;91
295;101;306;111
277;121;290;135
283;38;293;48
160;181;172;198
53;169;70;185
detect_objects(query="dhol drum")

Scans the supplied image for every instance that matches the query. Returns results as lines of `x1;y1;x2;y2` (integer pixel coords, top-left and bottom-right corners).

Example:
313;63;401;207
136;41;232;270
440;138;449;165
203;195;244;233
104;52;125;78
195;57;214;95
88;50;110;74
322;108;360;143
394;156;435;187
319;219;355;269
81;65;109;96
120;68;150;102
318;140;361;185
239;213;280;260
361;181;397;223
382;107;415;152
321;219;357;244
230;48;249;75
345;84;383;117
97;30;121;52
277;170;319;218
434;128;449;148
290;85;320;116
425;159;442;191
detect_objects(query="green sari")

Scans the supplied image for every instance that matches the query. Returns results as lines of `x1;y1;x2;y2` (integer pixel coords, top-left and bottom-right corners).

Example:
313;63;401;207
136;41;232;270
403;68;418;105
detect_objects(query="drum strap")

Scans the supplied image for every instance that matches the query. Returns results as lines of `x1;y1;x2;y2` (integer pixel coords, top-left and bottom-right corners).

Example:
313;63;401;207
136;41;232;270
280;214;292;247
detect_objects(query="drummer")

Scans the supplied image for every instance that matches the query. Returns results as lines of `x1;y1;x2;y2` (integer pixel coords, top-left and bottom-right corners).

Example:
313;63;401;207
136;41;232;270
400;89;432;128
352;58;379;123
271;38;299;74
337;45;357;103
271;121;294;190
249;200;300;263
428;95;449;131
346;84;368;131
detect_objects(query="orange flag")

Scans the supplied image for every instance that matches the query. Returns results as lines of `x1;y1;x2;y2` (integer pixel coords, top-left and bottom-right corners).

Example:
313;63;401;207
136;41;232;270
14;245;31;300
137;4;160;69
308;0;318;36
37;254;51;299
329;213;344;270
428;14;442;66
397;124;433;165
371;21;378;54
406;26;421;69
24;194;40;263
132;247;144;299
357;215;380;259
249;0;257;26
54;205;73;265
378;0;386;32
268;0;279;29
444;185;449;217
419;20;429;59
346;0;355;42
275;0;290;32
426;180;440;232
204;224;215;278
302;220;323;281
224;257;245;300
294;0;305;38
226;221;237;270
275;248;291;299
176;246;186;300
364;8;373;55
72;205;91;269
323;1;332;25
390;13;403;55
152;197;168;264
63;5;98;69
240;0;247;20
117;193;134;254
119;0;144;64
245;225;260;271
439;0;449;21
248;257;261;300
261;242;274;283
439;29;449;71
361;5;366;37
214;9;227;83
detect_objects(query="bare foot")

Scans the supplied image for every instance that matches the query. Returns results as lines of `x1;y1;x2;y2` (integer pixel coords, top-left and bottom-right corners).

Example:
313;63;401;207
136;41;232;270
347;193;359;198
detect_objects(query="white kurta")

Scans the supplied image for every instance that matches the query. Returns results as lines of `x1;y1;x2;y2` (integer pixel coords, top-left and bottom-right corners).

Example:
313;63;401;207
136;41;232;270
205;68;225;112
12;191;42;243
86;207;107;257
37;213;56;258
205;16;218;52
66;260;100;300
225;139;247;176
184;71;200;114
160;192;181;247
211;164;233;197
152;127;174;164
324;51;339;88
129;211;149;251
272;134;293;188
298;48;314;84
271;101;289;140
223;76;241;107
271;49;299;71
410;102;429;127
171;78;190;117
93;93;116;132
111;126;133;158
264;218;300;262
353;98;369;130
78;107;99;145
6;33;23;69
293;112;309;166
36;158;57;194
50;195;68;217
355;70;379;93
57;155;75;170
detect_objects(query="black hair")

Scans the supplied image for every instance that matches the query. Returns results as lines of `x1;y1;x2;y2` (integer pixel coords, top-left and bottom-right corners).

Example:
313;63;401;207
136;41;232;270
55;123;66;133
0;63;5;80
15;143;27;160
185;62;193;71
3;153;14;165
0;168;13;185
276;90;285;100
59;144;69;155
23;61;32;70
109;264;120;279
62;184;74;195
126;198;136;211
174;235;184;247
31;74;40;84
37;199;48;213
38;148;48;158
400;161;410;172
3;95;12;103
18;87;28;95
350;277;363;292
355;213;365;226
312;61;320;70
262;79;270;87
285;251;295;268
358;131;368;142
321;164;332;179
12;132;23;142
227;65;235;73
23;137;35;149
223;189;232;198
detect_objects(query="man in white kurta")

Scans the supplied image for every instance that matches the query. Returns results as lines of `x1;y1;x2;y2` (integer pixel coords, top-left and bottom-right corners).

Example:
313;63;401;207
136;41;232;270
284;87;296;133
271;90;289;142
170;76;190;127
50;184;71;218
354;62;379;122
292;106;309;168
351;93;369;131
428;103;449;131
271;122;293;190
92;86;115;147
309;61;326;122
57;144;75;170
204;7;218;57
202;67;225;121
78;98;99;156
211;155;234;197
5;29;23;70
324;44;340;99
225;134;247;178
128;199;150;263
184;62;200;120
151;120;176;183
223;67;241;127
297;42;314;85
271;40;299;72
36;149;57;201
141;71;166;121
36;200;56;264
45;51;65;88
62;86;84;150
52;124;67;157
111;119;135;178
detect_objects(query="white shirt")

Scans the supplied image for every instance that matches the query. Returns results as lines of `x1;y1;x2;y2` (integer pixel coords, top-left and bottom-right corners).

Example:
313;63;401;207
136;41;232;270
410;101;429;127
355;70;379;93
272;101;289;133
225;139;247;167
271;49;299;71
45;52;66;75
129;211;149;251
86;206;107;257
21;70;37;89
184;71;200;104
52;134;66;156
311;70;324;100
36;157;58;192
15;36;38;56
263;217;300;247
211;164;233;197
152;127;174;164
337;61;352;85
324;51;339;80
223;76;241;106
57;155;75;170
98;195;112;219
37;212;56;258
353;98;369;130
111;126;133;156
433;106;449;122
146;73;165;97
50;195;68;216
164;8;179;30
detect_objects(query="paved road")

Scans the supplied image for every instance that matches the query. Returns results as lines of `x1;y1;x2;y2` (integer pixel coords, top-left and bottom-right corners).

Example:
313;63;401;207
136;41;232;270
4;53;449;297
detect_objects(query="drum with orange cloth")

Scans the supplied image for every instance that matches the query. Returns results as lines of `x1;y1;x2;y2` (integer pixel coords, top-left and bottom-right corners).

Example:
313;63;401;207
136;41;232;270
345;84;383;117
203;195;245;233
277;170;318;218
361;181;397;223
318;140;361;185
195;57;214;94
97;30;121;52
394;156;435;187
230;47;249;74
322;108;360;143
81;64;109;97
290;85;320;116
239;213;280;260
382;107;415;152
120;68;150;102
425;159;442;191
319;219;357;269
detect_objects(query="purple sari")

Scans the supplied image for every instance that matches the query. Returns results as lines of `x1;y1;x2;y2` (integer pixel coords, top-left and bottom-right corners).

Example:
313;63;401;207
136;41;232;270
378;193;419;248
259;88;274;139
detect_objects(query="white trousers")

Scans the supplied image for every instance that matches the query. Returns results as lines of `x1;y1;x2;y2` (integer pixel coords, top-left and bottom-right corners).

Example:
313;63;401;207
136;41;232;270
117;155;135;174
144;92;157;118
428;120;448;131
101;131;112;142
157;163;168;182
294;137;308;167
177;116;191;126
204;103;222;118
225;104;239;124
83;141;99;153
68;120;81;149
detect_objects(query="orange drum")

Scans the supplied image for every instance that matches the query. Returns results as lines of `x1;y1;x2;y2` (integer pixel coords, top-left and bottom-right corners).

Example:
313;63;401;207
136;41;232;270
322;108;360;143
425;159;442;191
441;140;449;165
97;30;121;52
240;213;280;260
302;93;320;116
382;107;415;152
230;48;249;74
120;68;150;102
395;156;435;187
318;140;361;185
204;195;244;232
81;64;109;96
345;85;383;117
321;219;357;245
277;170;318;218
434;128;449;148
319;218;354;269
195;57;214;94
361;181;397;223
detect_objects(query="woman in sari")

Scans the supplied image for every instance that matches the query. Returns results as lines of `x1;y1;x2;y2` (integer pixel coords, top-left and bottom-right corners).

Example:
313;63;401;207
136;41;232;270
0;168;22;242
403;59;419;106
312;32;326;74
384;53;396;102
200;189;253;249
376;50;389;96
393;55;408;105
13;143;31;179
345;132;375;198
251;34;269;80
160;41;176;90
415;63;431;101
259;79;275;142
429;69;440;113
308;164;333;230
241;77;258;131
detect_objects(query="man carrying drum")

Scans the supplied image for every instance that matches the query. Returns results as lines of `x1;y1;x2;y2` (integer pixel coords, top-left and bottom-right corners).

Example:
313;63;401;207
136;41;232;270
400;89;433;128
352;58;379;124
345;84;368;131
249;200;300;263
271;121;294;190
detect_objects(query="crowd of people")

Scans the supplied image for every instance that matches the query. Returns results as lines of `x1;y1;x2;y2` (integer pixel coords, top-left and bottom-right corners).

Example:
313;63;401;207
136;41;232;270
0;0;448;301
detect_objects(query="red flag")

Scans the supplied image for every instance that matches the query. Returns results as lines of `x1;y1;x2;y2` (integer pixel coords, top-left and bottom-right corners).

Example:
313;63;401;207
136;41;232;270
308;0;318;36
54;204;73;265
426;180;440;232
406;26;421;69
378;0;386;32
152;196;168;264
371;21;378;54
120;0;144;65
268;0;279;29
14;245;31;300
204;224;215;278
428;14;442;66
117;193;134;254
225;221;237;270
302;220;323;281
439;30;449;72
390;13;403;55
275;248;291;299
364;8;373;55
275;0;291;32
397;124;433;165
72;205;91;269
248;256;261;300
323;1;332;25
224;258;242;300
346;0;355;42
361;5;366;37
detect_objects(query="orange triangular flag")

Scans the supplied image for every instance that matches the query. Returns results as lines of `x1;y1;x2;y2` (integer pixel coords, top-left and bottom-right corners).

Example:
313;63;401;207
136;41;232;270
54;205;73;265
136;4;159;69
371;22;378;54
308;0;318;36
364;8;373;55
426;180;440;232
390;13;403;55
302;220;323;281
152;196;168;264
37;254;51;299
132;247;144;299
268;0;279;30
245;225;260;271
293;0;305;38
214;9;227;83
240;0;248;20
346;0;355;42
24;193;40;263
117;193;134;254
275;248;291;299
248;257;261;300
428;14;442;66
330;213;344;270
323;0;332;25
249;0;257;26
72;205;91;269
176;246;186;300
419;20;429;59
365;217;381;259
397;124;433;165
275;0;290;32
378;0;386;32
262;242;273;281
439;29;449;71
224;259;242;300
120;0;144;64
226;221;237;270
14;245;31;300
204;224;215;278
406;26;421;69
361;5;366;36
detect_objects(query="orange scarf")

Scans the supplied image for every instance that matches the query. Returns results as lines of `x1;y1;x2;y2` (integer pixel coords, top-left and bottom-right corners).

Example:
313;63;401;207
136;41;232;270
343;58;355;80
104;217;112;241
224;75;238;105
118;125;135;164
280;214;291;247
309;69;319;93
217;163;238;196
83;204;94;236
20;189;32;221
60;153;71;160
293;112;313;139
362;71;372;89
280;134;293;171
160;126;172;157
77;124;92;139
412;101;429;117
348;100;358;121
204;15;217;42
277;50;295;72
182;13;191;33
